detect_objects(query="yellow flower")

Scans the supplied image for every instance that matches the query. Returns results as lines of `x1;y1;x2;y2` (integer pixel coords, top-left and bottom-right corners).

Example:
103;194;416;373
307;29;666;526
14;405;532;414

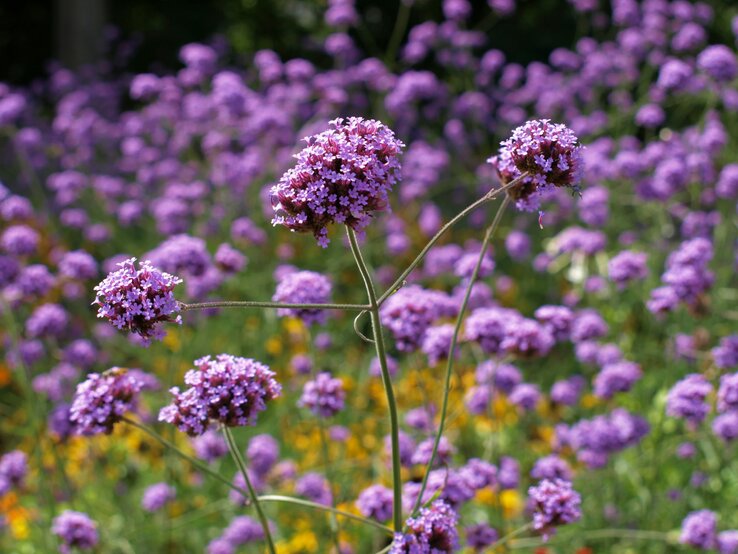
266;336;283;356
162;328;181;351
500;489;524;518
581;393;600;409
475;488;497;506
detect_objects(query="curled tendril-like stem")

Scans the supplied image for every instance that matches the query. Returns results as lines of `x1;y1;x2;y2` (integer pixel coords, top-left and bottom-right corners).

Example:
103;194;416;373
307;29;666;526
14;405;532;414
353;311;375;344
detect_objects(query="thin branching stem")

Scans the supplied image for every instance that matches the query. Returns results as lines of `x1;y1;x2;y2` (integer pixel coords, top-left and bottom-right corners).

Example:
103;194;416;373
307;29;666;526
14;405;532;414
182;300;370;312
258;496;394;535
223;427;277;554
376;175;526;306
410;195;511;517
487;523;533;552
347;226;404;533
122;418;244;493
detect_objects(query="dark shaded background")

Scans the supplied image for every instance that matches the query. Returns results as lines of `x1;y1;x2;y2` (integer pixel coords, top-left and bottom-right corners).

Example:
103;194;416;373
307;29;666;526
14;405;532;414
0;0;585;84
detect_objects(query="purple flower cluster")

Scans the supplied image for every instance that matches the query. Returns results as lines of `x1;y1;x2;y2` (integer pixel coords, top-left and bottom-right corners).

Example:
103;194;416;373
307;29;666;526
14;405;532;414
564;409;650;468
528;479;581;540
272;269;332;325
356;484;393;522
608;250;648;288
648;238;714;314
489;119;584;211
247;434;280;477
593;361;643;399
191;429;228;462
93;258;182;343
390;500;459;554
141;482;176;512
25;303;69;339
207;516;265;554
666;374;713;426
681;510;717;549
530;455;573;482
69;368;145;435
52;510;99;553
464;306;553;358
299;372;345;417
421;323;457;366
295;472;333;506
380;285;447;352
713;336;738;369
465;523;498;550
271;117;404;247
534;305;574;341
0;450;27;495
159;354;281;436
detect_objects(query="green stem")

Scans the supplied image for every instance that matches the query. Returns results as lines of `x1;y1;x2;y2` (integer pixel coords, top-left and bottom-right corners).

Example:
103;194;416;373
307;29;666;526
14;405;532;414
257;496;393;535
124;420;391;535
488;523;533;551
182;300;370;312
223;427;277;554
410;195;511;517
385;0;412;65
122;418;244;495
377;175;525;306
510;528;670;549
346;226;404;533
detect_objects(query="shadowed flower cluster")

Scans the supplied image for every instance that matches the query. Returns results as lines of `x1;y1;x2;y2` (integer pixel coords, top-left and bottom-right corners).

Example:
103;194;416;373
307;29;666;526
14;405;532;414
528;478;582;540
390;500;460;553
52;510;99;553
272;269;332;325
69;368;145;435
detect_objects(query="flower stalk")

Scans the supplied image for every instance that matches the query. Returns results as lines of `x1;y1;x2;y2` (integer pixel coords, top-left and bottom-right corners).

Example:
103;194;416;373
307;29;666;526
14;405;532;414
223;427;277;554
410;194;512;517
347;226;404;533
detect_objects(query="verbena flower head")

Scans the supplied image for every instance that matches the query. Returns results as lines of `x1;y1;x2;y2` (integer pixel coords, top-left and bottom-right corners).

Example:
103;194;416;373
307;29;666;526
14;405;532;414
141;482;176;512
608;251;649;288
534;305;574;342
356;484;394;522
271;116;404;247
93;257;182;344
718;531;738;554
528;478;582;540
0;450;27;494
192;429;229;462
272;270;332;325
714;336;738;370
390;500;460;553
247;434;279;477
159;354;281;436
52;510;99;553
208;515;265;554
718;372;738;412
680;510;718;549
593;361;643;399
465;523;498;550
489;119;584;211
531;455;573;482
568;409;649;468
296;472;333;506
69;368;144;435
380;285;444;352
299;372;345;417
666;374;713;426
